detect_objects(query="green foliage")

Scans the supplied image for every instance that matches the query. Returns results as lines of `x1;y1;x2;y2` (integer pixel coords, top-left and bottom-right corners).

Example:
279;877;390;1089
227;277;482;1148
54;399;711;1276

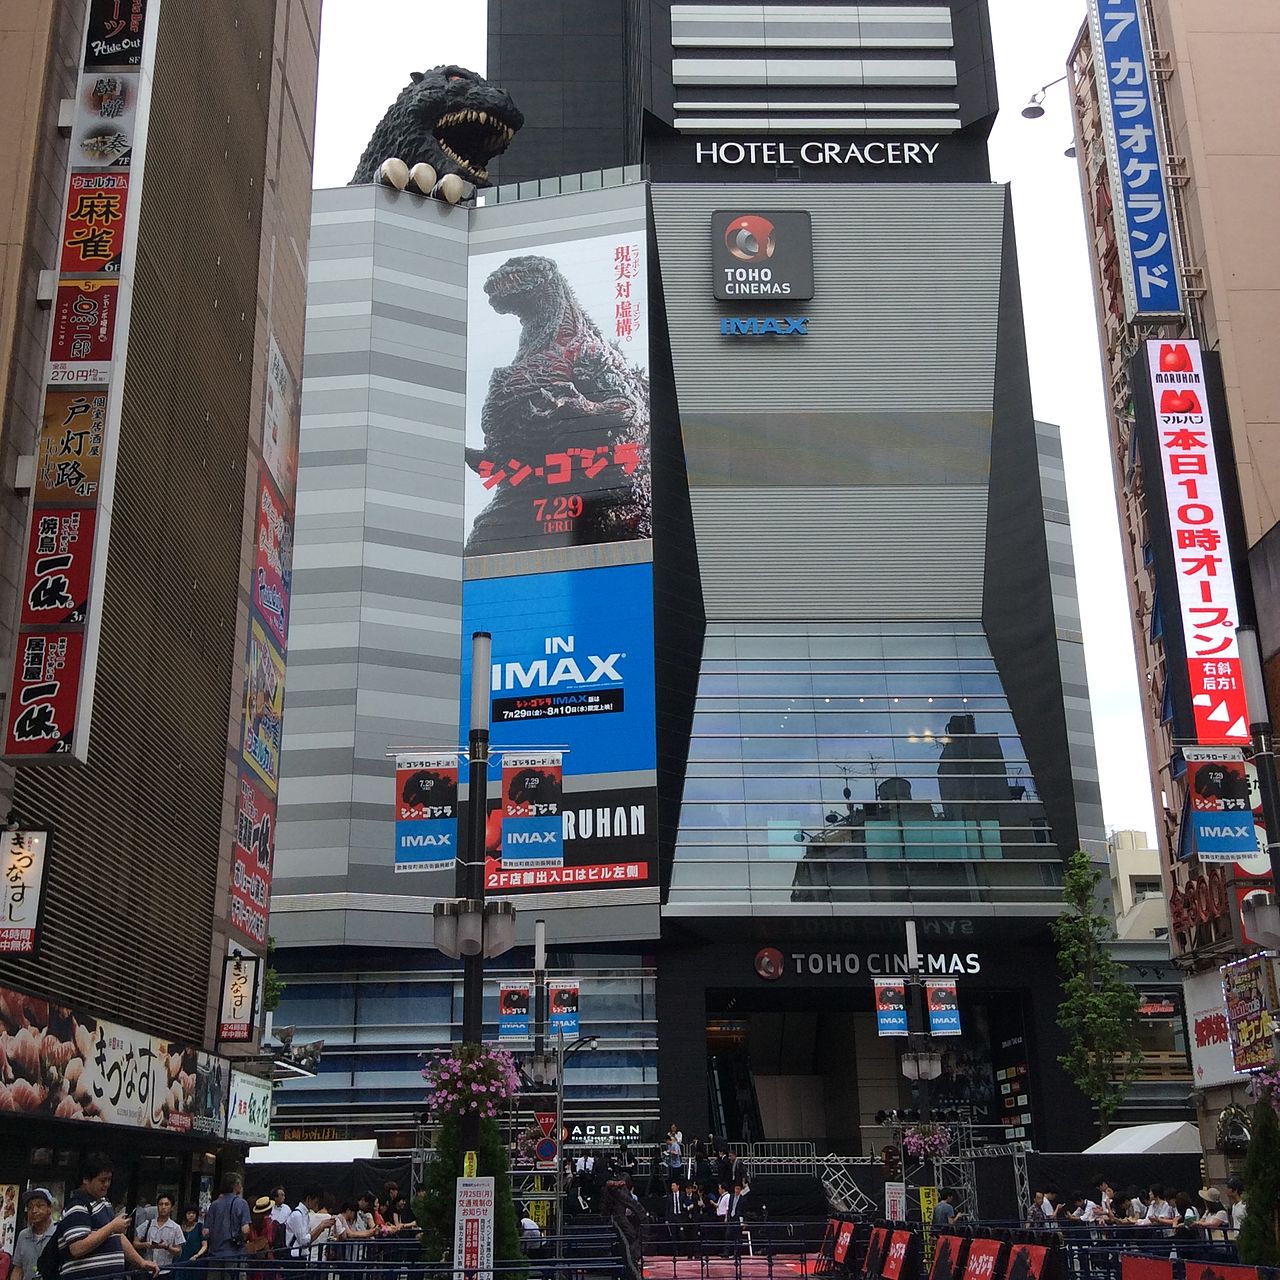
1051;850;1142;1133
1238;1097;1280;1265
264;935;285;1013
412;1114;524;1270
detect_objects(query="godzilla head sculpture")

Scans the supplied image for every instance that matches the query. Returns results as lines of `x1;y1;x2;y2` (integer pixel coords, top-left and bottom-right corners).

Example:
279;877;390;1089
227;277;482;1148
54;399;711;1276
351;65;523;192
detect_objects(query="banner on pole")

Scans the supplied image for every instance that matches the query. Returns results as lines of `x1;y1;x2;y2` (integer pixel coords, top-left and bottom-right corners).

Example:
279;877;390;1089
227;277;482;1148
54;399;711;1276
498;982;530;1039
874;979;908;1036
500;752;564;868
394;753;459;872
927;978;962;1036
549;979;580;1035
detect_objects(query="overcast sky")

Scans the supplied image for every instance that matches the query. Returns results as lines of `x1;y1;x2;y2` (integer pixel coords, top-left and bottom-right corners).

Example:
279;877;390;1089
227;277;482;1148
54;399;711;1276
312;0;1157;841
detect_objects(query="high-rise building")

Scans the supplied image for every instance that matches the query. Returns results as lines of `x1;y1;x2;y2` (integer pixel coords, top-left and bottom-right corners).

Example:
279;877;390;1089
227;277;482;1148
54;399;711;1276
1068;0;1280;1177
272;0;1105;1154
0;0;318;1197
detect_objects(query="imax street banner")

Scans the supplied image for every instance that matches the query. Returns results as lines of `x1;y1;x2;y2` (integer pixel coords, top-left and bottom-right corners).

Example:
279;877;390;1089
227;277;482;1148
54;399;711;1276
1185;746;1255;862
394;753;460;873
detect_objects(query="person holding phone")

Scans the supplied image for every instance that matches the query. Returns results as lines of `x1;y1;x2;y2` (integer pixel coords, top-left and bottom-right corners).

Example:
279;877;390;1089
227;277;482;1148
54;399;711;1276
60;1153;160;1279
137;1195;186;1273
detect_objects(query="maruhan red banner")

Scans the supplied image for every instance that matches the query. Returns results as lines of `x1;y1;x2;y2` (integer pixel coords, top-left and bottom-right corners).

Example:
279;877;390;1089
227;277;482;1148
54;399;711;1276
1146;339;1248;744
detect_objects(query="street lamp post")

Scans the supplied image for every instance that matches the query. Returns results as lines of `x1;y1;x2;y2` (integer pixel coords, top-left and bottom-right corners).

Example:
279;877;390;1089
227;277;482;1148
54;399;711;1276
430;631;517;1152
900;921;942;1120
460;631;492;1055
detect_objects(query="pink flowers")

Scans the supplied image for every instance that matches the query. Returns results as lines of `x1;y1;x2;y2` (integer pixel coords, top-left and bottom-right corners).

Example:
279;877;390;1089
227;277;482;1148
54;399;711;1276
1248;1060;1280;1115
422;1045;522;1123
901;1123;954;1159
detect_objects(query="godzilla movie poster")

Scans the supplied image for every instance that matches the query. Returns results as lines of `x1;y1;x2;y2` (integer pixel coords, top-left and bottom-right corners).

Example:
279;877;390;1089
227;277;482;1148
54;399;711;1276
463;232;650;558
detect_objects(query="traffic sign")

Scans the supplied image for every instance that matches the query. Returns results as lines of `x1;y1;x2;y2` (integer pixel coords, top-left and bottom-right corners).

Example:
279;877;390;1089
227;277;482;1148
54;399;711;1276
535;1136;558;1162
535;1111;556;1138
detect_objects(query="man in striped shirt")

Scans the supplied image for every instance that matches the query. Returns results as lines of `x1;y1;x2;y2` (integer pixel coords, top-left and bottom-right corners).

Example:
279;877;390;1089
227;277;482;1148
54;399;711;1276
61;1153;159;1280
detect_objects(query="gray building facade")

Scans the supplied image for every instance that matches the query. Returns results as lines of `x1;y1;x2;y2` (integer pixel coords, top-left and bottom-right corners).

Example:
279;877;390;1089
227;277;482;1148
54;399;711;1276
270;0;1104;1152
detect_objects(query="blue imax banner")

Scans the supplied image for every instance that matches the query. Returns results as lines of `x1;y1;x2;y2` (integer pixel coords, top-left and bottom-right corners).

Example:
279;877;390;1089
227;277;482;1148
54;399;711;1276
1087;0;1183;320
461;562;657;777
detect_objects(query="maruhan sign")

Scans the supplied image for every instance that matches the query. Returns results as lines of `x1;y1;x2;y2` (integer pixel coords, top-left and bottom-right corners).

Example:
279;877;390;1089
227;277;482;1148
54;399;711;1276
696;140;940;168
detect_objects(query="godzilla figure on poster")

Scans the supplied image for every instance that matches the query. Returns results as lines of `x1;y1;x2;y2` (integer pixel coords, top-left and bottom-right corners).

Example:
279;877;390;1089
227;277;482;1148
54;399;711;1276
463;234;652;557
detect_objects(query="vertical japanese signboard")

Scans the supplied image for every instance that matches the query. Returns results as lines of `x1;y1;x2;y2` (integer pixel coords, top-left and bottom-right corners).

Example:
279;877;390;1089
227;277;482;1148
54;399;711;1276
1145;340;1248;744
395;753;459;872
1086;0;1182;320
453;1178;495;1280
1221;952;1279;1074
218;952;261;1044
4;0;151;759
227;331;298;958
0;831;50;955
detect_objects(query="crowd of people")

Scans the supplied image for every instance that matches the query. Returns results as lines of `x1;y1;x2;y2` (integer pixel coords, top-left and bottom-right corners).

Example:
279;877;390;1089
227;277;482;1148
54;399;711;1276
560;1124;759;1267
1020;1177;1248;1238
4;1156;420;1280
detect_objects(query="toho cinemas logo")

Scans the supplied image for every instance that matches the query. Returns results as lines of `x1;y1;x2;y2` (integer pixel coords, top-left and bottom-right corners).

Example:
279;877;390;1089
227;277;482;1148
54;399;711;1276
711;210;814;302
754;946;981;980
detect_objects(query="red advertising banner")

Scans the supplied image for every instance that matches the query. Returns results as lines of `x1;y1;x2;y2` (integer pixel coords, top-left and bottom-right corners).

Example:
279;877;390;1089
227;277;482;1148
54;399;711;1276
961;1239;1002;1280
862;1228;889;1280
1146;339;1248;744
49;279;119;379
880;1230;910;1280
833;1220;854;1265
929;1235;966;1280
1184;1264;1260;1280
1005;1244;1048;1280
230;772;275;947
19;509;96;628
35;390;106;503
60;173;130;274
1120;1259;1174;1280
5;631;85;755
252;472;292;651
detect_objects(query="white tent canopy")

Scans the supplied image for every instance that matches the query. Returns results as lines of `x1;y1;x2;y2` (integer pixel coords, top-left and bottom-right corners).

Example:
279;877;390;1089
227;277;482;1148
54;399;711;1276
246;1140;379;1165
1081;1121;1201;1156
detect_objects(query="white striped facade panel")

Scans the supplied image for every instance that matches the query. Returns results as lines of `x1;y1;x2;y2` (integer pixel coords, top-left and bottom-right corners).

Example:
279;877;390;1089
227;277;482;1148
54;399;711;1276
690;486;987;619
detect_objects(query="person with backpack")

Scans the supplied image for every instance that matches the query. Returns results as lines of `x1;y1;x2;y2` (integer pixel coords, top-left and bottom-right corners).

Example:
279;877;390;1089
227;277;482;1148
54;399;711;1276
53;1153;159;1280
201;1174;251;1279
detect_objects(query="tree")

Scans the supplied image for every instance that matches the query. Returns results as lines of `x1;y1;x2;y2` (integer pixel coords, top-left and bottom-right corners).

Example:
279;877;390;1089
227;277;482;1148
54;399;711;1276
1238;1094;1280;1265
413;1114;524;1268
1051;849;1142;1134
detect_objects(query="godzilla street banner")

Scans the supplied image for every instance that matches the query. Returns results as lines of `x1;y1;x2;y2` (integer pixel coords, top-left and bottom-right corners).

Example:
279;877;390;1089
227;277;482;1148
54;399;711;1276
395;753;460;872
501;752;563;869
463;232;650;557
498;982;530;1039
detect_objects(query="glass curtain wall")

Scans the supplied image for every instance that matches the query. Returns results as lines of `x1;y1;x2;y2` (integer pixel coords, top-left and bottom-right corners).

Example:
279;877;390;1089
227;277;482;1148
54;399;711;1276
670;622;1061;910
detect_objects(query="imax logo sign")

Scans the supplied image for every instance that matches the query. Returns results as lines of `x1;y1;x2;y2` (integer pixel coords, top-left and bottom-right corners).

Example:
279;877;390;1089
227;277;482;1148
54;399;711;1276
492;635;623;691
401;833;451;848
719;317;808;336
1200;823;1252;839
508;830;558;846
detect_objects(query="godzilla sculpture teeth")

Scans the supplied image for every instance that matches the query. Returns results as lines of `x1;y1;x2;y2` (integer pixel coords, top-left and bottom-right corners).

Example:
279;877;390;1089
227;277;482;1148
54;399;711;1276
350;65;523;191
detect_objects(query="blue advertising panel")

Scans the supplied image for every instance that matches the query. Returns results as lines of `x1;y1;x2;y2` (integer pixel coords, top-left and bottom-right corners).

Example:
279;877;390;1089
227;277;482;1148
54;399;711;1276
394;753;459;873
461;562;656;777
1087;0;1183;319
